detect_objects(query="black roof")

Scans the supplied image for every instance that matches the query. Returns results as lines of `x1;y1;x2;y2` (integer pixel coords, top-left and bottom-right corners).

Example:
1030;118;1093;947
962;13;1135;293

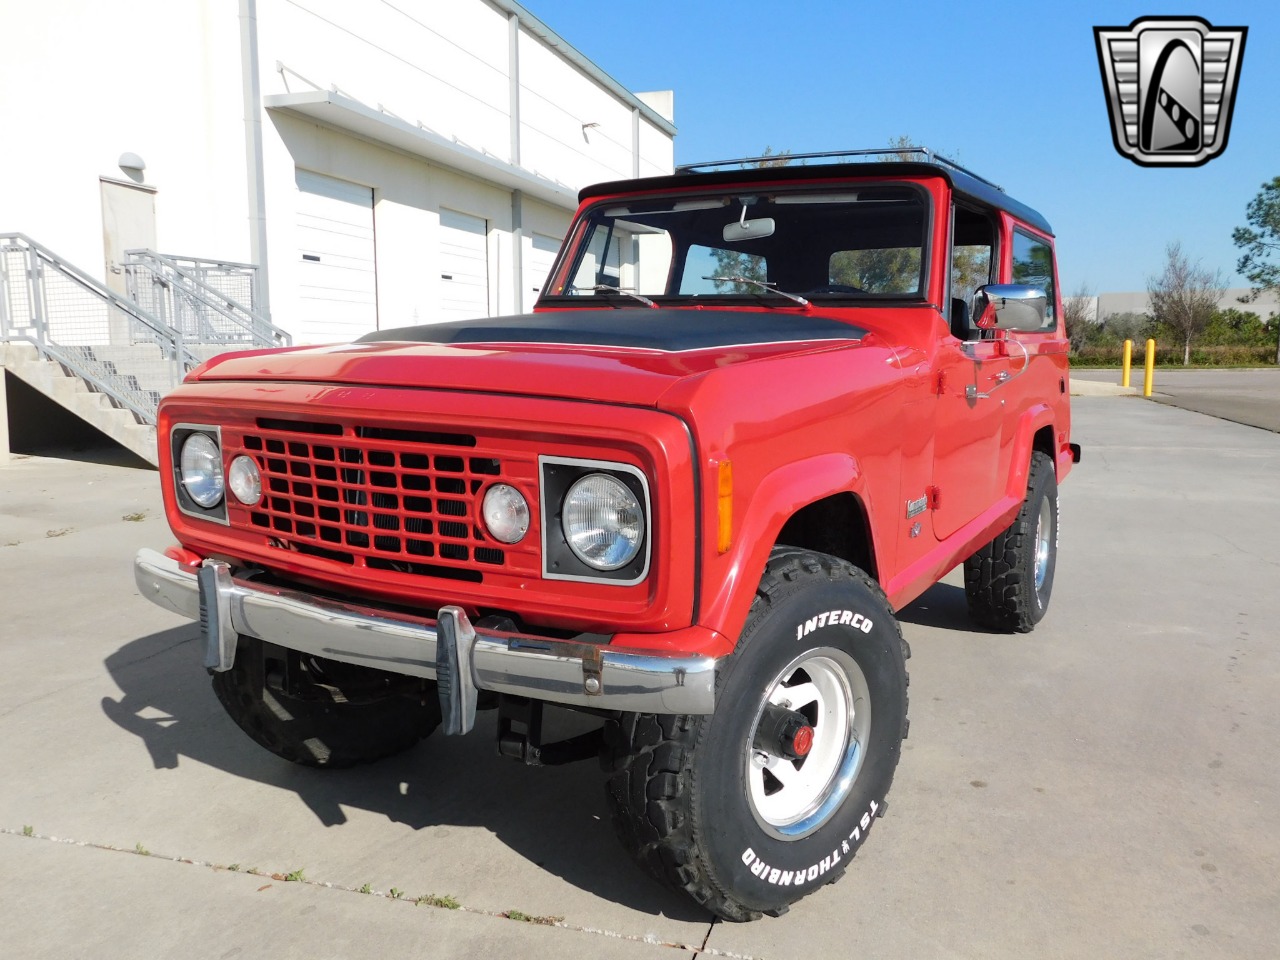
579;160;1053;236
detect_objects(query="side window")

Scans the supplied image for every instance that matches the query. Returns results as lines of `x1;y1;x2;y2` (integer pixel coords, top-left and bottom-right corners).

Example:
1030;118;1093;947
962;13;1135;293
950;205;996;339
952;245;992;303
951;205;995;304
1011;231;1056;321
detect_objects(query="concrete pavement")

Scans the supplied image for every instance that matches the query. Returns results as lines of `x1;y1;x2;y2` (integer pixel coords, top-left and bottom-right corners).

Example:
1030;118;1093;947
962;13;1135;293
1073;367;1280;430
3;395;1279;959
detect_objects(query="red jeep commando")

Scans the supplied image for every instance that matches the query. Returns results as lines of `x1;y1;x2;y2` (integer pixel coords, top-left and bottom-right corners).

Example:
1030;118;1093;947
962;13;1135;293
136;148;1077;920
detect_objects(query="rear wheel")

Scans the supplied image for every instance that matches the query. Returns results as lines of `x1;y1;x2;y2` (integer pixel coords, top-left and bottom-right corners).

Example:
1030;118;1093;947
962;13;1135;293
964;450;1059;632
602;550;909;920
211;636;441;768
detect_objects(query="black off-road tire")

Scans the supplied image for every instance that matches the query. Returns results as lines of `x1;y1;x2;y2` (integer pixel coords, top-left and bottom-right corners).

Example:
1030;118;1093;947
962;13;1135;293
601;550;910;921
212;635;441;768
964;450;1059;633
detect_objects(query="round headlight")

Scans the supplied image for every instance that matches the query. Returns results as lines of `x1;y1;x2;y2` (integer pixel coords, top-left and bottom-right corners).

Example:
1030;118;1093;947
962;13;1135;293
482;483;530;544
179;433;224;508
228;455;262;506
562;473;644;571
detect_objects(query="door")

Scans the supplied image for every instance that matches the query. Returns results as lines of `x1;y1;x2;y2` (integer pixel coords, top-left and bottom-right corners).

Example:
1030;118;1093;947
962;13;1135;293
295;170;378;343
100;178;157;296
438;208;490;322
930;339;1016;540
929;203;1012;540
100;178;158;344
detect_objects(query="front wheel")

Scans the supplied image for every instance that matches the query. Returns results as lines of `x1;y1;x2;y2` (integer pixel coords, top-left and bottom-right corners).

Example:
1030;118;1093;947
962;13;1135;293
212;636;441;768
602;550;909;920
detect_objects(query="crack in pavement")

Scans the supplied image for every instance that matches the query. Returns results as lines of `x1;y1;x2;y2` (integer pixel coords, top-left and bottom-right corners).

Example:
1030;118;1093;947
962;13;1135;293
0;829;764;958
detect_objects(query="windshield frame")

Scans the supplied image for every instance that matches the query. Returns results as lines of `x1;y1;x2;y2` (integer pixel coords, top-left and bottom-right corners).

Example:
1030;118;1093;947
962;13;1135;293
538;179;937;310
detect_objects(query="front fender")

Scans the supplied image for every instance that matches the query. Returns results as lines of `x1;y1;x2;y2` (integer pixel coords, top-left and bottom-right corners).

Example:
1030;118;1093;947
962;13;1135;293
699;452;874;647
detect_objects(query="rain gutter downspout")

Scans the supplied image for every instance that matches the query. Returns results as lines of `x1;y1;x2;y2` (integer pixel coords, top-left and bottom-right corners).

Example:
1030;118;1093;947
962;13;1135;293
508;10;524;313
239;0;271;319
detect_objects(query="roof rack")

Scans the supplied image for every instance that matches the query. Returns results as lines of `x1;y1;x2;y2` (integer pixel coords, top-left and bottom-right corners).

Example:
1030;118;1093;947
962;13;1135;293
674;147;1003;192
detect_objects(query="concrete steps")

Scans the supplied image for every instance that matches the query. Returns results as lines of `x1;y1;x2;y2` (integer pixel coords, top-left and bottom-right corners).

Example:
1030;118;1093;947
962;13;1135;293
1;342;158;466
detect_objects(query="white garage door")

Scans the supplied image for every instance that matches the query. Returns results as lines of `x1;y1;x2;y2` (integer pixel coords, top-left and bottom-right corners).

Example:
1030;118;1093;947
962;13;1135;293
296;170;377;343
439;208;490;322
524;232;561;310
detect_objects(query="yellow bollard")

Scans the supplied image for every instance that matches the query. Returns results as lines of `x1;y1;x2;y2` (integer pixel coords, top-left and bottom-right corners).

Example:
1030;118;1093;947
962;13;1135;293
1122;339;1133;388
1143;339;1156;397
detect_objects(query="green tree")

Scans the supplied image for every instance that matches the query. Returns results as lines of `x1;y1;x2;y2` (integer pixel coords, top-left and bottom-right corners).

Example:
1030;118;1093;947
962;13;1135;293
1202;308;1279;353
1061;284;1095;353
1147;241;1224;366
1100;311;1153;344
1232;176;1280;363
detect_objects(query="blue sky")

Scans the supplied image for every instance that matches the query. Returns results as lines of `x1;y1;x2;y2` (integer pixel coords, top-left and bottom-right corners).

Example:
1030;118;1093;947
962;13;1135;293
542;0;1277;297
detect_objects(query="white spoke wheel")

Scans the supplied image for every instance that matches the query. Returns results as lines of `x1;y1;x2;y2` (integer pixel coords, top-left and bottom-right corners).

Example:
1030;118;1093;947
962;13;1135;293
747;649;871;839
601;550;909;921
1033;496;1053;592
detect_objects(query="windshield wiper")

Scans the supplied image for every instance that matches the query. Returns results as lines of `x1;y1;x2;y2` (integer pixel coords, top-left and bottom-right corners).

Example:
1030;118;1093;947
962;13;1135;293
703;276;811;308
592;284;658;309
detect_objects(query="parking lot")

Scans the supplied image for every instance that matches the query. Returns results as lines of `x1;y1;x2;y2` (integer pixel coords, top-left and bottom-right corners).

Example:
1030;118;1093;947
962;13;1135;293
1074;366;1280;432
3;391;1279;959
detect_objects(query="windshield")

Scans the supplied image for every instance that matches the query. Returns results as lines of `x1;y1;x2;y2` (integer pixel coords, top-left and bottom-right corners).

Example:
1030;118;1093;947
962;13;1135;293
544;185;929;305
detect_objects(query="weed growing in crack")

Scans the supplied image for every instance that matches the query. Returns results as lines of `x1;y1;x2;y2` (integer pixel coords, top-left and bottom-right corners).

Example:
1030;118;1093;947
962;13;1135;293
502;909;563;925
415;894;460;909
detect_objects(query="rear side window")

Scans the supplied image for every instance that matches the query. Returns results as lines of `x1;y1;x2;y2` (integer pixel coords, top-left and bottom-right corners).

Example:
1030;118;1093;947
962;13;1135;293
1011;231;1056;321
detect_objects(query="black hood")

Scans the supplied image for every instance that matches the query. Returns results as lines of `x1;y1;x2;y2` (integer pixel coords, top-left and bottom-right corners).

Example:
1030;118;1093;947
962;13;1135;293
358;308;864;353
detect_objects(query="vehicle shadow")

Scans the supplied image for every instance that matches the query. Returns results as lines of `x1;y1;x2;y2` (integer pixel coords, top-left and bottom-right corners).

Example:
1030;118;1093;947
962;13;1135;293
897;581;973;630
99;626;708;922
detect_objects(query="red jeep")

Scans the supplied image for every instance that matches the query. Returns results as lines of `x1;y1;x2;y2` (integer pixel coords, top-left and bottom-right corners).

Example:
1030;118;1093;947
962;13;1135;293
135;148;1077;920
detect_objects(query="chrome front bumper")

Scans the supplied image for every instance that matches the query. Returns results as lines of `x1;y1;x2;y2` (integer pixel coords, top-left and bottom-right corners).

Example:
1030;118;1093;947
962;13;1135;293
134;549;716;725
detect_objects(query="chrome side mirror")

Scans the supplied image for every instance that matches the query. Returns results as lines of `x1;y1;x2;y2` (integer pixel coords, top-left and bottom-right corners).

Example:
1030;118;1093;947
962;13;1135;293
970;284;1050;332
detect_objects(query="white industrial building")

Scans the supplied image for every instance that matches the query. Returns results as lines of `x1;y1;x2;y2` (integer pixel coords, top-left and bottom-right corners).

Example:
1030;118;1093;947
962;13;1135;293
1095;289;1280;322
0;0;675;462
1;0;675;337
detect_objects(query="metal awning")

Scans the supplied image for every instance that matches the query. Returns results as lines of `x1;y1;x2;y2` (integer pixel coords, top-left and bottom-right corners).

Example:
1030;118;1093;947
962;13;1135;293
264;91;579;209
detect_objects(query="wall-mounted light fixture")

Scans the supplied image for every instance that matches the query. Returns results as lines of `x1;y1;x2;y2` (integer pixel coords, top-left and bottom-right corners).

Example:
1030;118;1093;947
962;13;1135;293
118;152;147;184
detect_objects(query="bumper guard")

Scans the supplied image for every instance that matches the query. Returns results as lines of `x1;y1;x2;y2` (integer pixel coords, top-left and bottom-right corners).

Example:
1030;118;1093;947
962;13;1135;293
134;549;716;729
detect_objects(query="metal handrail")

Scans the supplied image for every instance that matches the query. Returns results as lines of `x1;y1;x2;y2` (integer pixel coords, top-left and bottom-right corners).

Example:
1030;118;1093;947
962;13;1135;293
1;233;206;425
124;249;289;347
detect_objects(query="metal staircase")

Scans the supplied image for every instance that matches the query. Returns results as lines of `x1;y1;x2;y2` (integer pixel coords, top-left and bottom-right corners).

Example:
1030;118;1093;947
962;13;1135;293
1;233;289;466
123;249;285;349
